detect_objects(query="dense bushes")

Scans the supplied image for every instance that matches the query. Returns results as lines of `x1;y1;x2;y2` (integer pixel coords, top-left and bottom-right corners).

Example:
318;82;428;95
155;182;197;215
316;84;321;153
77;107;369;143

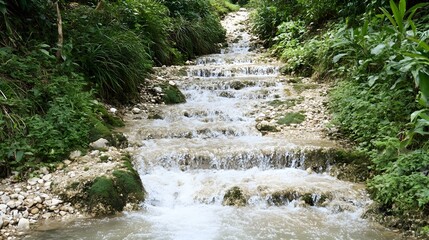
250;0;429;235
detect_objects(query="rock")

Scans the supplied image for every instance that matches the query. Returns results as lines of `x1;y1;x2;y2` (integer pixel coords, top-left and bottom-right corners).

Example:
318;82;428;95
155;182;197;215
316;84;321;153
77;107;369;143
17;218;30;231
0;218;3;229
27;178;39;186
34;196;42;204
154;87;163;93
90;138;109;150
69;150;82;160
30;208;39;215
109;108;117;114
6;201;16;209
64;159;72;165
0;195;10;204
168;80;176;86
0;204;7;213
131;107;141;114
42;174;52;181
51;199;62;206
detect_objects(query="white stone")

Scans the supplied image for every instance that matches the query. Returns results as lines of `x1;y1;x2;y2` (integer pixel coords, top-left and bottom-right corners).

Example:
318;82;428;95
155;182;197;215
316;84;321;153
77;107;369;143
34;196;42;204
69;150;82;160
17;218;30;231
0;195;10;204
168;80;176;86
0;204;7;213
6;200;16;209
64;159;72;165
10;193;18;199
154;87;163;93
90;150;100;157
14;188;22;193
131;107;141;114
90;138;109;149
0;218;3;229
51;199;62;206
42;174;52;181
109;108;117;114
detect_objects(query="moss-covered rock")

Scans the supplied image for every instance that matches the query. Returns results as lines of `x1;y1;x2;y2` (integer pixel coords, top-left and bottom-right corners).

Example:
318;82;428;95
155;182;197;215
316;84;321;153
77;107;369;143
223;186;247;206
58;153;145;216
277;112;305;125
159;84;186;104
230;80;255;90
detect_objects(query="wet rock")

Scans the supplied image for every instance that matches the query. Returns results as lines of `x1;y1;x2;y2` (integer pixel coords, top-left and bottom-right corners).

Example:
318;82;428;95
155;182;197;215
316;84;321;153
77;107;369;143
223;186;247;207
90;138;109;150
17;218;30;231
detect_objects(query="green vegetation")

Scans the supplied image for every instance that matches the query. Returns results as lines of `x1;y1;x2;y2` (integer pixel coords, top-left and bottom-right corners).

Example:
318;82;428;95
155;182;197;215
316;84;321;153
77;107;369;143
277;112;305;125
250;0;429;235
0;0;233;177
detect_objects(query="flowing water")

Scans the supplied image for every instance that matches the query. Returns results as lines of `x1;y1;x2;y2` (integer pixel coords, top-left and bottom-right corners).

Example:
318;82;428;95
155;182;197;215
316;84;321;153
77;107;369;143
27;9;400;240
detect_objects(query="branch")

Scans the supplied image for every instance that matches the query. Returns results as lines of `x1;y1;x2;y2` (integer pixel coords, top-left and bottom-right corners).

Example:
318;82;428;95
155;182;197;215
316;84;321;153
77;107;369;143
54;1;63;60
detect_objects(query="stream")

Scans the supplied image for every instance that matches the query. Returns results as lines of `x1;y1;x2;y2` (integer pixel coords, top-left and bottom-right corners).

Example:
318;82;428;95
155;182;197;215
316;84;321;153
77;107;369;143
27;9;400;240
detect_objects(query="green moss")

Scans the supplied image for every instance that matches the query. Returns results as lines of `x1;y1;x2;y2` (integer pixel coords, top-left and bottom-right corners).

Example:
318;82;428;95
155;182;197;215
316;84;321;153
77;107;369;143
148;113;163;119
113;170;145;202
223;186;247;206
160;84;186;104
93;103;125;128
100;155;109;162
277;112;305;125
88;117;112;142
230;81;255;90
301;193;314;206
259;125;279;132
88;176;123;213
292;83;318;94
268;97;303;108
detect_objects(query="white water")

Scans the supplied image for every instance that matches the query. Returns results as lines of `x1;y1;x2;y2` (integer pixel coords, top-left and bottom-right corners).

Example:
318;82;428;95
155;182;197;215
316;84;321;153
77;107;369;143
27;9;400;240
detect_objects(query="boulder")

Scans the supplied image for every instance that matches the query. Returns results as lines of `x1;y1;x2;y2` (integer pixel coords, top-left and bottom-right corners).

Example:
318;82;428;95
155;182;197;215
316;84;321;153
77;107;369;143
90;138;109;150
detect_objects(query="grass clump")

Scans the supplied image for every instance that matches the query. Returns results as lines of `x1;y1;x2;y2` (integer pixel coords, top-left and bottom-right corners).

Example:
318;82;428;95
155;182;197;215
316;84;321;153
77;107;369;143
277;112;305;125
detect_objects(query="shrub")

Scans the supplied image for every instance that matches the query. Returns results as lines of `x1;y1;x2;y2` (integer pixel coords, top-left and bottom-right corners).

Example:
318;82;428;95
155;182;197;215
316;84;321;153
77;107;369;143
64;6;152;103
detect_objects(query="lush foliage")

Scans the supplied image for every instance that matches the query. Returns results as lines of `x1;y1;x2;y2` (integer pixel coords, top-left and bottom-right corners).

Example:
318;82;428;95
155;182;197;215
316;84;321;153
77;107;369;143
251;0;429;234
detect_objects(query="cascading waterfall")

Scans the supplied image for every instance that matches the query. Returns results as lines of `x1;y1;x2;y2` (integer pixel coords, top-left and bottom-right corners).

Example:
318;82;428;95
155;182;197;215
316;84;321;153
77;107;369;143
26;9;400;240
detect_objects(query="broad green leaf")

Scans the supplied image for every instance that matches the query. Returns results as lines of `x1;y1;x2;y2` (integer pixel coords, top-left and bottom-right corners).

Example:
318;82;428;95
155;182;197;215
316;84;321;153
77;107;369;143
333;53;348;63
39;49;50;56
